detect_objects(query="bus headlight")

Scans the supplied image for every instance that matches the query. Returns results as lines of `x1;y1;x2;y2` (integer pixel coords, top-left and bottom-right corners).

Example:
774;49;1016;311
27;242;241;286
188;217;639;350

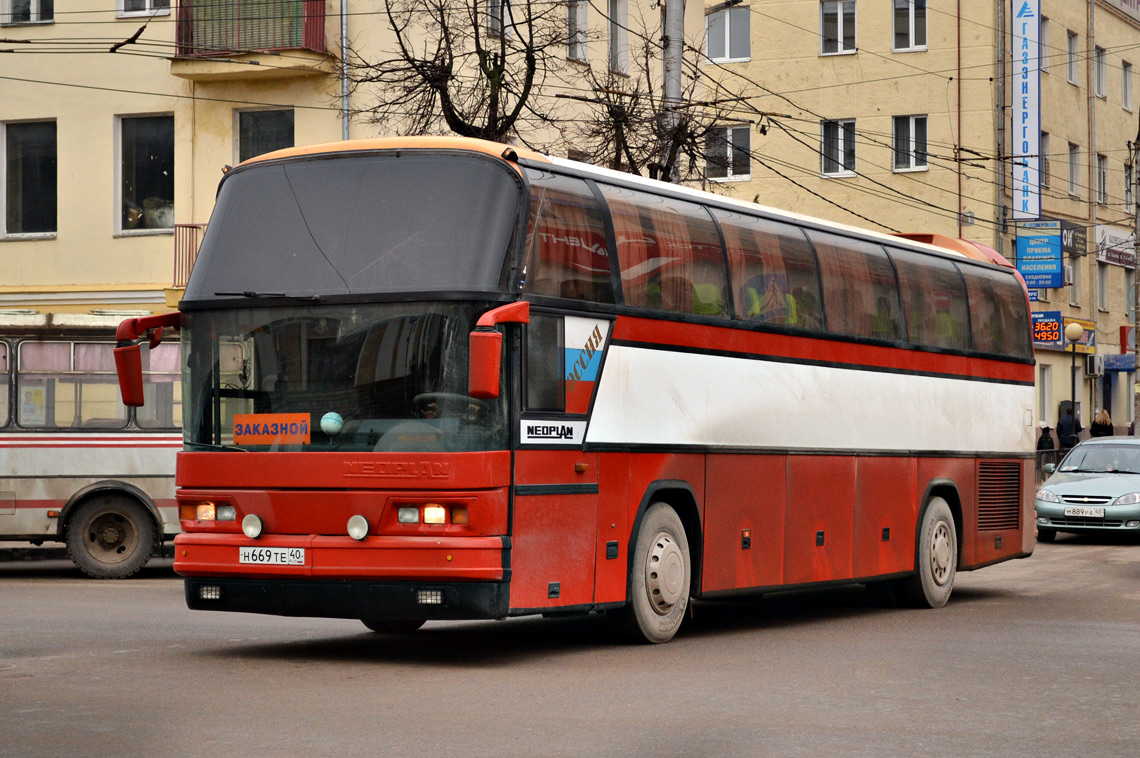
242;514;263;539
397;507;420;524
347;515;370;540
423;505;446;524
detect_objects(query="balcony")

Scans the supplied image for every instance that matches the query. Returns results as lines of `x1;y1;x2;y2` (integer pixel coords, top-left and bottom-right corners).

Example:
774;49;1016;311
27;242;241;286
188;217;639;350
171;0;332;82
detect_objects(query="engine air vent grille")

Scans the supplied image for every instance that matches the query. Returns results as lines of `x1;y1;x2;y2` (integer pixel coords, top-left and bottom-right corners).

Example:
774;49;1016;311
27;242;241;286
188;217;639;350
978;461;1022;531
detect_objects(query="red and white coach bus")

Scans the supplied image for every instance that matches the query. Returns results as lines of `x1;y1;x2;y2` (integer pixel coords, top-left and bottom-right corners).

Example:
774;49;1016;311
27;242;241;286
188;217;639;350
115;136;1035;642
1;312;181;578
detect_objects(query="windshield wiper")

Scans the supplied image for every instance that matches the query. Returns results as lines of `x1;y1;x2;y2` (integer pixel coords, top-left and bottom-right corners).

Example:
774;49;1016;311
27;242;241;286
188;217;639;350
185;441;247;452
214;290;325;302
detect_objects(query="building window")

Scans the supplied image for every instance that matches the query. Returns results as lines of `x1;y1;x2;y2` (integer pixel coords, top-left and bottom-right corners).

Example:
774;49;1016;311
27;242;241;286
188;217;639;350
892;0;926;51
706;6;750;63
1067;31;1078;84
117;0;169;16
1095;47;1106;97
1040;16;1050;74
119;115;174;233
1;0;53;24
706;125;751;181
892;115;927;171
1070;253;1081;305
3;120;56;236
821;1;855;56
1124;62;1133;111
1041;132;1050;188
237;110;294;163
1098;262;1108;310
1126;161;1133;209
608;0;627;72
821;119;855;175
567;0;587;61
487;0;513;37
1097;154;1107;204
1068;142;1080;197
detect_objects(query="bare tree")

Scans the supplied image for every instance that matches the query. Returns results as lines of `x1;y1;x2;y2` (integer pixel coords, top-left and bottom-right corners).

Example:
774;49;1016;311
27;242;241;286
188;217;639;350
343;0;574;148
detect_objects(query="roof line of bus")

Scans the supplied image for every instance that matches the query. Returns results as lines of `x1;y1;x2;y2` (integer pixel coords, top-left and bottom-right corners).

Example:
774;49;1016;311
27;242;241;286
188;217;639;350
237;136;551;171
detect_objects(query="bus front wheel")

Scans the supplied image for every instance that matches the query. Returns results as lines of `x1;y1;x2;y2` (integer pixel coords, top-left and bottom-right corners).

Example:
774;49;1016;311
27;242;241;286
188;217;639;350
895;497;957;608
619;503;691;644
65;495;156;579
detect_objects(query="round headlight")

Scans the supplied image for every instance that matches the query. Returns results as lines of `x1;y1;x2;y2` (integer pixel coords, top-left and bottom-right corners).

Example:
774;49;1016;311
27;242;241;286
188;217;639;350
347;514;370;541
1036;489;1061;503
241;513;263;539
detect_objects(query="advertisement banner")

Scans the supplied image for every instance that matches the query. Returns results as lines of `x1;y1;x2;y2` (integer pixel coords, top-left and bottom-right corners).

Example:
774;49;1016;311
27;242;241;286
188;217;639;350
1012;0;1041;220
1016;220;1063;288
1094;225;1136;268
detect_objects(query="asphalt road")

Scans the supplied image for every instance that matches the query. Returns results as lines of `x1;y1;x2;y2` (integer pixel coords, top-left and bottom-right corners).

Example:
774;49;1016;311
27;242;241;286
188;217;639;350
2;535;1138;758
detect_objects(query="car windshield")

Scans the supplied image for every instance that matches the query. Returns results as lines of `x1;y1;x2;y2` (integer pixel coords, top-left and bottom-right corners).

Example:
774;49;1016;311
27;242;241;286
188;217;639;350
181;302;508;453
1058;444;1140;474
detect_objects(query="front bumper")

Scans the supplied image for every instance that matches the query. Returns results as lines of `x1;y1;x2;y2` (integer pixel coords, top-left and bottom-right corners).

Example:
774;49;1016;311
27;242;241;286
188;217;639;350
1035;501;1140;532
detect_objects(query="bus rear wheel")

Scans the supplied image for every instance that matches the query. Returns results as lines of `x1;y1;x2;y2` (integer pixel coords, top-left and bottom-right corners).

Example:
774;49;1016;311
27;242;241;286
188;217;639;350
361;618;426;634
65;495;156;579
618;503;691;644
895;497;957;608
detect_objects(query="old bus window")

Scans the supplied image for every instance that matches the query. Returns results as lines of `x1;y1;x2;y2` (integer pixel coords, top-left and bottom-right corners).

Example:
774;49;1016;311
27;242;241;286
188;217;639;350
809;231;902;340
0;342;8;427
888;248;971;351
599;185;729;317
523;170;614;303
525;313;565;412
135;342;183;429
960;265;1032;359
17;342;127;429
713;209;822;329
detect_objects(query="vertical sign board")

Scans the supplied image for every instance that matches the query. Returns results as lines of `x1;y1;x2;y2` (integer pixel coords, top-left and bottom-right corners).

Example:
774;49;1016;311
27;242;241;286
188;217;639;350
1016;220;1063;288
1032;311;1062;349
1012;0;1041;220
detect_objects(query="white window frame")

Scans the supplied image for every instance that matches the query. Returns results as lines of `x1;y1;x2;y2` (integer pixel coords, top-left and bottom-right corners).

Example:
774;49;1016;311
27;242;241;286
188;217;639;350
892;114;927;172
1041;132;1050;188
608;0;628;73
1067;31;1079;85
1;119;57;239
892;0;927;53
488;0;514;39
1098;262;1108;311
820;1;856;56
567;0;588;62
820;119;856;176
706;125;751;182
1124;61;1133;111
1040;17;1050;74
1068;142;1080;197
116;0;170;18
1;0;53;25
1095;46;1107;98
1096;153;1107;204
1070;253;1081;305
706;6;751;64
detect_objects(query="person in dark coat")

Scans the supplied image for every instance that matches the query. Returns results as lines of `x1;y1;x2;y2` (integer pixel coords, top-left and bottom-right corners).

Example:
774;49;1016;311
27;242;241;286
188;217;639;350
1090;409;1114;437
1037;424;1055;450
1057;407;1082;449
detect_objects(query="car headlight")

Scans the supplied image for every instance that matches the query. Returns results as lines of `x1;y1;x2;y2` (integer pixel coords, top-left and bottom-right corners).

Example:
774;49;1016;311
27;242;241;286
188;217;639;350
1036;489;1061;503
1113;492;1140;506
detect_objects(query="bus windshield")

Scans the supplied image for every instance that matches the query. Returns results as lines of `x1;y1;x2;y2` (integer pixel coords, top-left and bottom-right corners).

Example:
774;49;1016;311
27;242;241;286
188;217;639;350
182;152;522;301
182;302;508;453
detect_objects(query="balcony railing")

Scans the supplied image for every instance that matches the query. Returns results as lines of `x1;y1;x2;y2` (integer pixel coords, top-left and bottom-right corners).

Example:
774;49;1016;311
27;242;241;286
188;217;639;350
175;0;326;58
173;223;207;288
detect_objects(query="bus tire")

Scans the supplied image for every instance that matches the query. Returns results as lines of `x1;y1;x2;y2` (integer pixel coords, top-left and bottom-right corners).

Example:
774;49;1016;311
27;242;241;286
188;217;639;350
65;495;156;579
619;503;691;644
361;618;426;634
896;497;957;608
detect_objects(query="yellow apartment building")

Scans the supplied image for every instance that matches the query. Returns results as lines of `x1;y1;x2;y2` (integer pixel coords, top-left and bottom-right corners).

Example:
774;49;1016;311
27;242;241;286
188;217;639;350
703;0;1140;435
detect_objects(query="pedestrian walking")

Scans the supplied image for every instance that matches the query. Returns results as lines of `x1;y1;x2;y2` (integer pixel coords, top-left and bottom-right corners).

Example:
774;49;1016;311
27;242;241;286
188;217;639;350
1090;409;1114;437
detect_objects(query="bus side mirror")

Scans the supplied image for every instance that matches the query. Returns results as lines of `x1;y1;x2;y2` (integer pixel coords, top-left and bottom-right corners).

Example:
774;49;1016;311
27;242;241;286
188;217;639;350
468;301;530;400
115;312;182;407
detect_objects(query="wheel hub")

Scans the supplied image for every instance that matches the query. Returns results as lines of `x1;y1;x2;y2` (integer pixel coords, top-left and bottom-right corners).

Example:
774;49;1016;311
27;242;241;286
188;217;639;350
644;532;685;614
930;522;953;586
99;526;123;546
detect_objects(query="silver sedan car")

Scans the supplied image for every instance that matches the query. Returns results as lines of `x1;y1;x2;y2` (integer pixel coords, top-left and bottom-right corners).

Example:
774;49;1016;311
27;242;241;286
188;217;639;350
1035;438;1140;541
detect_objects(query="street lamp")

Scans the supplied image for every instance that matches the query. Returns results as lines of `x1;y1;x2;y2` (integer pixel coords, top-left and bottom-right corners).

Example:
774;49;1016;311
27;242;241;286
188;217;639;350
1065;321;1085;441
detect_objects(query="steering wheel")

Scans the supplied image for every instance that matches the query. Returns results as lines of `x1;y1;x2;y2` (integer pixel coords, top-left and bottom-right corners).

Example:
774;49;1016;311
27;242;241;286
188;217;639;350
413;393;492;422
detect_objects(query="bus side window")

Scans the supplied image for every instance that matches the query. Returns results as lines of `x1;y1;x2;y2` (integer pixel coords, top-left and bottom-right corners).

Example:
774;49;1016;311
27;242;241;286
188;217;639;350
713;209;821;329
600;185;729;318
809;231;902;340
524;313;565;412
961;266;1033;359
136;342;183;429
17;341;128;429
888;248;971;351
522;171;615;304
0;342;8;427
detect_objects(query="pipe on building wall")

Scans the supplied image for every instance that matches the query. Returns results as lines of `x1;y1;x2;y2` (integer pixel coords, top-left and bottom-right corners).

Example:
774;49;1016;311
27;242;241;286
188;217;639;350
996;1;1006;257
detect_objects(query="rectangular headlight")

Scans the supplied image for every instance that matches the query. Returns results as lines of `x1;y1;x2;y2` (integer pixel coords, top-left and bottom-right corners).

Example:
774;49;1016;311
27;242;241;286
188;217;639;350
196;503;216;521
423;505;446;524
397;507;420;524
216;504;237;521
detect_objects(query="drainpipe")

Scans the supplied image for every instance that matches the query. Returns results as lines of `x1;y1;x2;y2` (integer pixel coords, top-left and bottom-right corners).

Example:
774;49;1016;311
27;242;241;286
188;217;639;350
996;1;1006;256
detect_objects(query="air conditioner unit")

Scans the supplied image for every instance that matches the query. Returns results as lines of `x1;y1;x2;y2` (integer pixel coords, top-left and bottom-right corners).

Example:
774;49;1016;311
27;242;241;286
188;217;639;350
1086;354;1104;376
1063;265;1074;286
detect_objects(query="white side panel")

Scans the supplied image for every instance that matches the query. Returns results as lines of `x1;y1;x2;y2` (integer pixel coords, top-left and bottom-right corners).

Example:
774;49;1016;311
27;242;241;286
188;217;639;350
586;346;1034;453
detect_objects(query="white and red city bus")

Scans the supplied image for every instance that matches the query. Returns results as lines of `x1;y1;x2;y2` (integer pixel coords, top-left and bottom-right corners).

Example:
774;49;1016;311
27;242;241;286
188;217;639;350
115;136;1034;642
1;312;181;578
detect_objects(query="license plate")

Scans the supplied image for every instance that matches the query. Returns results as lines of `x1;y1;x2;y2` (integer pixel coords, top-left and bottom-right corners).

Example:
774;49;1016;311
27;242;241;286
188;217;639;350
1064;506;1105;518
238;546;305;565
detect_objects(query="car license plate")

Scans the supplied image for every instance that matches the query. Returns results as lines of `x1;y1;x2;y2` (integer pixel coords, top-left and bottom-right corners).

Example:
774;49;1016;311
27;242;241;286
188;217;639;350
1064;506;1105;518
238;546;305;565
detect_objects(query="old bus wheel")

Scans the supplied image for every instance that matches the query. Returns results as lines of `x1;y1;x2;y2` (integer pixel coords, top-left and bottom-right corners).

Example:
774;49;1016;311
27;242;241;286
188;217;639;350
896;497;957;608
361;618;426;634
65;495;156;579
619;503;691;644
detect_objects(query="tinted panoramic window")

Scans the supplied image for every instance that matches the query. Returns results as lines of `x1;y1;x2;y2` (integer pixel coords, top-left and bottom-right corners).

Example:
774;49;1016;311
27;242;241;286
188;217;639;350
960;264;1032;360
888;247;970;351
184;153;522;301
809;231;901;340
